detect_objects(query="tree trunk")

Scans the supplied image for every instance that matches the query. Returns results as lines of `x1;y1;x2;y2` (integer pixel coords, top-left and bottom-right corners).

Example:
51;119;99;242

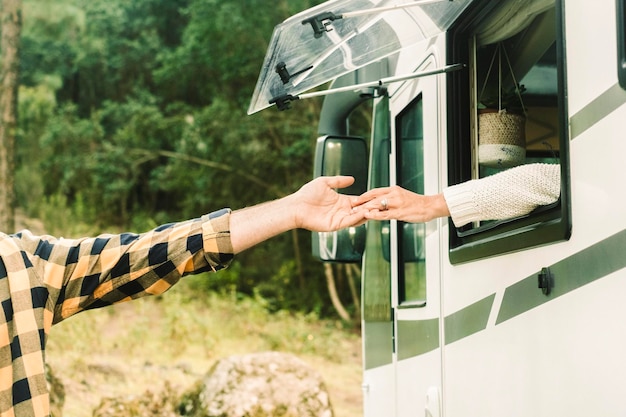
346;263;361;315
291;229;306;290
0;0;21;232
324;263;351;322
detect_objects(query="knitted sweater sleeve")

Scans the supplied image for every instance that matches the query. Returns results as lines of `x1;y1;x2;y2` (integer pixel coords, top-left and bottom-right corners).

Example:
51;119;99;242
442;163;561;228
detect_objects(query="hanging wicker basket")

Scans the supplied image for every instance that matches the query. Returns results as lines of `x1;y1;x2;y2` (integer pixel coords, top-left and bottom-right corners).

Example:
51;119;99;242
478;109;526;168
478;42;527;168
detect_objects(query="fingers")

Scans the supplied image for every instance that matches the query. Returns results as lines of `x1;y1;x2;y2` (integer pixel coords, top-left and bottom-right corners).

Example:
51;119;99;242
363;209;391;221
353;195;391;212
352;187;390;205
322;175;355;190
339;210;369;229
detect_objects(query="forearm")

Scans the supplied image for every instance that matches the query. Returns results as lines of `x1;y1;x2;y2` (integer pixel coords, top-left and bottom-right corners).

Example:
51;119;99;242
426;193;451;221
229;195;297;254
396;192;451;223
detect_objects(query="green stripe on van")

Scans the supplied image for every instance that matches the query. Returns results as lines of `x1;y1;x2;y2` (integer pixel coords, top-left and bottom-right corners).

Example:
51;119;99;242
570;83;626;139
363;321;393;370
444;294;495;345
497;229;626;324
397;318;440;360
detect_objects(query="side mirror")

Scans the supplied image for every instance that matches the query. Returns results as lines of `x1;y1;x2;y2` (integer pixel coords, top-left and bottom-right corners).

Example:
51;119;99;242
312;135;368;262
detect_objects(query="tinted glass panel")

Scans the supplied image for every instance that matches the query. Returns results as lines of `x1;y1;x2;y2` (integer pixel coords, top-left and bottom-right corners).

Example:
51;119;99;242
396;97;426;304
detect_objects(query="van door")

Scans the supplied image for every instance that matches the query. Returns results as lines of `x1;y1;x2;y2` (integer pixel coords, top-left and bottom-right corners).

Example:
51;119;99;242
390;56;443;417
361;53;444;417
361;85;396;417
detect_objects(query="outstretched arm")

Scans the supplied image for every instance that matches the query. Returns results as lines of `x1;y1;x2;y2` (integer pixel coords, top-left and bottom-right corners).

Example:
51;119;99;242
19;176;364;322
230;176;366;253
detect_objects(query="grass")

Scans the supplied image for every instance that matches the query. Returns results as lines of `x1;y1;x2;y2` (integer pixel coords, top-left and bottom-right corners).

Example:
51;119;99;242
46;277;363;417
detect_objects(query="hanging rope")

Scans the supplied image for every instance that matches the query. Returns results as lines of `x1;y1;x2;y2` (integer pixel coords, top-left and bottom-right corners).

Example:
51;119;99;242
478;42;526;115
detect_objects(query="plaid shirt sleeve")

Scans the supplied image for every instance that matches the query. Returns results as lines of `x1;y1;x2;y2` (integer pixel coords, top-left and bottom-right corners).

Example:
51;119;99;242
0;209;233;417
40;209;233;323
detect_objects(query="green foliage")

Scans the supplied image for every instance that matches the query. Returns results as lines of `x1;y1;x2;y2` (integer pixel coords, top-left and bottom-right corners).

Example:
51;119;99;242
16;82;58;217
479;83;527;114
21;1;85;89
15;165;44;218
37;193;99;237
155;0;286;107
39;105;101;194
254;260;299;313
15;0;353;318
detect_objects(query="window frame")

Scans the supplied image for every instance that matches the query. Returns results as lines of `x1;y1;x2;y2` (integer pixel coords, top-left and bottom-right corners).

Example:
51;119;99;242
445;0;571;264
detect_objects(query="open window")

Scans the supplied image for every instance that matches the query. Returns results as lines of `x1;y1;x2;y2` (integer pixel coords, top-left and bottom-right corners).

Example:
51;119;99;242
447;0;571;263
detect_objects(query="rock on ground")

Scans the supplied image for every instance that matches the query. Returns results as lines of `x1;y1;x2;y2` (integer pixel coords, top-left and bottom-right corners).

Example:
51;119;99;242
180;351;334;417
93;383;181;417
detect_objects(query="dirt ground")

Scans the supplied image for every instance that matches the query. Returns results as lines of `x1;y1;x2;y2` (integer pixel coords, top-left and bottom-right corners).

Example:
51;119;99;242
46;298;364;417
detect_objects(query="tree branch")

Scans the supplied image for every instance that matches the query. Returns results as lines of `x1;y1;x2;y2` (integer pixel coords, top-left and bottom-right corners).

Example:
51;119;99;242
128;148;287;198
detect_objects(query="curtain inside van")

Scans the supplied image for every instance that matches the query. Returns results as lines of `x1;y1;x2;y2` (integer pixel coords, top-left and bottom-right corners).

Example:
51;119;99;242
475;0;554;46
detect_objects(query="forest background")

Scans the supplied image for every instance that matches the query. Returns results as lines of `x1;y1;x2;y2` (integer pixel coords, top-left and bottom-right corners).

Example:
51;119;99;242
0;1;371;415
10;0;369;322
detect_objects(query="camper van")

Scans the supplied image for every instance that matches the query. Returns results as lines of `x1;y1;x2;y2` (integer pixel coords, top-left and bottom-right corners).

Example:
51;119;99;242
249;0;626;416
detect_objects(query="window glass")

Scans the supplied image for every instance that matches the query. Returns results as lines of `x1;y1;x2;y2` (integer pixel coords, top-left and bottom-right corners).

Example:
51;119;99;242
475;10;559;179
396;97;426;304
362;95;392;322
477;41;560;181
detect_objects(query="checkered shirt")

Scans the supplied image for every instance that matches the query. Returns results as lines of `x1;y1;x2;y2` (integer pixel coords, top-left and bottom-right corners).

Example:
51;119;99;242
0;209;233;417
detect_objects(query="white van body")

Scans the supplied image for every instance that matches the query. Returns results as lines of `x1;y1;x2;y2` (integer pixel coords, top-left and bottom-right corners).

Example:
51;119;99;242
252;1;626;416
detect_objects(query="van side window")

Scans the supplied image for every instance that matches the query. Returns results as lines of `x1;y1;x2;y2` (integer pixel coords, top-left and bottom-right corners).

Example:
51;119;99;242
396;96;427;305
362;95;392;323
447;0;571;263
362;94;393;370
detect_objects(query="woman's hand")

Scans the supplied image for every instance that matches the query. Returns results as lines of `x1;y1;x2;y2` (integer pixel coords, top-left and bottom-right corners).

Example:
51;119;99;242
352;186;450;223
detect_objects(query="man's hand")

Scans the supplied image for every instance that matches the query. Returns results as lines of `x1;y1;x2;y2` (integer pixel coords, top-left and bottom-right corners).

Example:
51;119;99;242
291;176;367;231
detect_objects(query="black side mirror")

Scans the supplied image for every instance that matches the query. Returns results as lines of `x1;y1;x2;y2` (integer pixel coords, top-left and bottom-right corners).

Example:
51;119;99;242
312;135;368;262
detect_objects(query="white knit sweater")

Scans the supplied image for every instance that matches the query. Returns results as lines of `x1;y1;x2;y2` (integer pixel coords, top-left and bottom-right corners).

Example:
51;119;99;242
442;163;561;228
